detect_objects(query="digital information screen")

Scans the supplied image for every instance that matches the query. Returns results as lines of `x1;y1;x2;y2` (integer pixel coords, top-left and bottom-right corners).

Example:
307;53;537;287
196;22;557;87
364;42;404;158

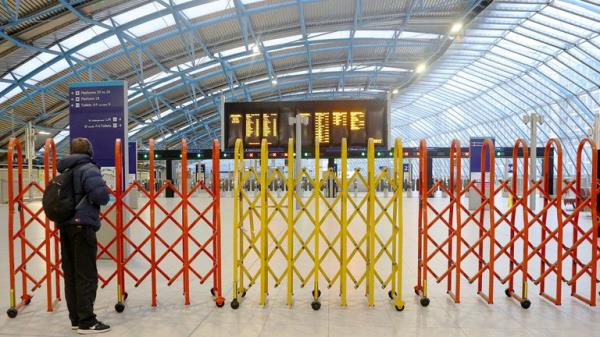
224;100;388;149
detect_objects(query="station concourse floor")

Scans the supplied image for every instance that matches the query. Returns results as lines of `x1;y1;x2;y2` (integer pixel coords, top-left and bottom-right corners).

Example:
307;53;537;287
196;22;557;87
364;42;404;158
0;195;599;337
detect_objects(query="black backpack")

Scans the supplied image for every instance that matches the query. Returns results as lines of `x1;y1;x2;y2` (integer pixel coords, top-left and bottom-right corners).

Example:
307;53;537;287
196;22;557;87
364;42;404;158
42;164;85;223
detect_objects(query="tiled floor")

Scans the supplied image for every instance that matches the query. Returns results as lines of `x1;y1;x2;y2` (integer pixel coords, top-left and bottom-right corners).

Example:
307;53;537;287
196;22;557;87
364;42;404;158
0;195;598;337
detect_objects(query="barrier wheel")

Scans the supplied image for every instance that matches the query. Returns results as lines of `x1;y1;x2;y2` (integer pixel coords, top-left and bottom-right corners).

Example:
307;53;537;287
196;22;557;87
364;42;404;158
504;289;512;298
231;299;240;310
6;308;17;318
413;286;420;296
395;304;405;312
115;302;125;313
123;292;128;300
520;299;531;309
241;291;247;298
313;289;322;299
420;297;430;307
24;299;31;305
388;290;397;300
215;297;225;308
311;300;321;311
211;288;216;297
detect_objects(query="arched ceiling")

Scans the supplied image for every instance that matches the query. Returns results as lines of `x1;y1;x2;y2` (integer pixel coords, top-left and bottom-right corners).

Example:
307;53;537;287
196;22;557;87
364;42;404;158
0;0;485;151
392;0;600;176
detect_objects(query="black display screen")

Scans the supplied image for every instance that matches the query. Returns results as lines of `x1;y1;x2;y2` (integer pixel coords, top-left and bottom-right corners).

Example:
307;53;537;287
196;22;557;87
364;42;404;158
224;100;388;149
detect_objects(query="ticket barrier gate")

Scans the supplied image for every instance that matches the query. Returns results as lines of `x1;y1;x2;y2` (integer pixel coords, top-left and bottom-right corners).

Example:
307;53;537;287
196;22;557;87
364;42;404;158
415;138;598;309
231;137;405;311
5;138;224;318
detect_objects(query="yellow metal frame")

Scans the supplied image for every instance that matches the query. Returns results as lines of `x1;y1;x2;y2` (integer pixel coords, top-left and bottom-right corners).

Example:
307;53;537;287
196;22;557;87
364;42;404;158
260;139;268;305
231;137;405;311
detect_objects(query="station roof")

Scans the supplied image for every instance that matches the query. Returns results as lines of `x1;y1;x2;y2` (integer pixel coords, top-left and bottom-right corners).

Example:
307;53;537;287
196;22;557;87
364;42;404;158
0;0;597;176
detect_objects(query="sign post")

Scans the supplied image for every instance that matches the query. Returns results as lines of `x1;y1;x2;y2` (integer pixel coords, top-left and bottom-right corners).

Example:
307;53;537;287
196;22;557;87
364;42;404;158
290;114;309;209
69;81;128;260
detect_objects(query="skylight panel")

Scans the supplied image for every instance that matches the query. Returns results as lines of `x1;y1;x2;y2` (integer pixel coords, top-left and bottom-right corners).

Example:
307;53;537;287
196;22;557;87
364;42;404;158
127;14;175;37
110;2;161;25
129;125;145;136
281;69;309;77
182;0;232;20
60;27;106;50
381;67;409;72
263;34;303;47
52;130;70;145
398;31;441;39
30;67;58;83
312;66;343;73
0;87;22;104
240;0;264;4
219;45;247;57
308;31;351;41
354;30;395;39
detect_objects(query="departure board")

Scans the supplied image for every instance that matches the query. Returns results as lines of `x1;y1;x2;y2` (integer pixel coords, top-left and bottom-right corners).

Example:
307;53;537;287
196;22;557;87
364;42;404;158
331;111;348;142
245;113;261;146
263;113;278;146
224;100;388;149
315;112;330;144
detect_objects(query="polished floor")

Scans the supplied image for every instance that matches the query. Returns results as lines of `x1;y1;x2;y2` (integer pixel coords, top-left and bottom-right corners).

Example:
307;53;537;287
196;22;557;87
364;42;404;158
0;194;598;337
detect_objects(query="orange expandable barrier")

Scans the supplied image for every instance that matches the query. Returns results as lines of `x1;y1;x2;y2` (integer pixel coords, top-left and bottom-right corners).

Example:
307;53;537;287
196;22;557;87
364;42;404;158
5;138;223;319
415;138;599;309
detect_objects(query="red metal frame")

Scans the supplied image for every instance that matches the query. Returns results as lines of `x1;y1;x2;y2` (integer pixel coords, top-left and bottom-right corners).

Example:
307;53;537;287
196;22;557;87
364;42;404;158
415;137;598;309
6;137;224;318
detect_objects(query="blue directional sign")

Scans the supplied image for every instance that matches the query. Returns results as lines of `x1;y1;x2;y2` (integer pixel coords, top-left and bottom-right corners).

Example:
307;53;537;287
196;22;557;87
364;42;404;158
69;81;128;179
470;137;495;174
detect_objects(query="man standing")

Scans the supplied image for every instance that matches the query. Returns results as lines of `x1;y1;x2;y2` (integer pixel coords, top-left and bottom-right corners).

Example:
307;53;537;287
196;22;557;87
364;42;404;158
57;138;111;334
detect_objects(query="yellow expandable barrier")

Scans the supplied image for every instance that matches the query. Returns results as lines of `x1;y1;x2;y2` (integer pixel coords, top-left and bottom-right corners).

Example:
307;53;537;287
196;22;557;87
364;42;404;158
231;137;405;311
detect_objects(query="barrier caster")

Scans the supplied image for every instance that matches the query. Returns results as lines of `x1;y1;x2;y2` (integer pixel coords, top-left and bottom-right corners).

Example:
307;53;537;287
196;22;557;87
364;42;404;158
388;290;397;300
123;292;128;300
414;286;421;296
395;304;405;312
211;288;216;296
313;289;322;299
420;297;430;307
520;299;531;309
231;299;240;310
24;299;31;305
115;302;125;313
504;289;512;297
311;300;321;311
6;308;17;318
215;297;225;308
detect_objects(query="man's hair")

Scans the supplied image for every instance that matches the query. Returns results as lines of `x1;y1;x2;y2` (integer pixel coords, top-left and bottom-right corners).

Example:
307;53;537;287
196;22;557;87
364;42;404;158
71;138;94;157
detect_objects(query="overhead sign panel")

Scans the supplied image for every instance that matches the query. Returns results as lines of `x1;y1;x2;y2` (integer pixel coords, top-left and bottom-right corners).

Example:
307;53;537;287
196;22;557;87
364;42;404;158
69;81;129;182
224;100;388;149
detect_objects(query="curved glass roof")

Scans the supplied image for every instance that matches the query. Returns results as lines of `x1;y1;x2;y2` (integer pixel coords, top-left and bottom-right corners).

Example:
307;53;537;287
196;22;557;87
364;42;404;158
0;0;598;178
393;0;600;176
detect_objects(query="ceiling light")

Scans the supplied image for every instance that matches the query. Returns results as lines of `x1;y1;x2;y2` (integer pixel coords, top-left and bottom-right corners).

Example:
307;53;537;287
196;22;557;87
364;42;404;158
271;78;278;85
392;88;399;95
252;44;260;54
450;22;463;34
416;63;427;74
38;131;50;135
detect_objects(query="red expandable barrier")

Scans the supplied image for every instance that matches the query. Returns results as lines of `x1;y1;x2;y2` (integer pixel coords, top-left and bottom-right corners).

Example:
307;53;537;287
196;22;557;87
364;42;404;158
6;137;224;318
415;137;599;309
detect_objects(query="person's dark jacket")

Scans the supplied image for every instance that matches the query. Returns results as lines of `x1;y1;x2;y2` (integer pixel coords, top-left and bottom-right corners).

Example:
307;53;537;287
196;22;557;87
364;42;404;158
56;154;110;231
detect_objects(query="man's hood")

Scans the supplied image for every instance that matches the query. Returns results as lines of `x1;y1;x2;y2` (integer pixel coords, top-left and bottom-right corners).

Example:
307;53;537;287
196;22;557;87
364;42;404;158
57;154;96;173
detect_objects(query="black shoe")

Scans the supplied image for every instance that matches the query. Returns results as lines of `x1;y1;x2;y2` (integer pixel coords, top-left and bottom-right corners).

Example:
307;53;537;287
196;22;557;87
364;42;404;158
77;322;111;334
71;321;79;330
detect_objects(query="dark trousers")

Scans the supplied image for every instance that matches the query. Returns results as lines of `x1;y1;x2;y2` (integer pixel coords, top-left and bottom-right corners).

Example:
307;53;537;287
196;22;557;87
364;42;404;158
60;225;98;328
